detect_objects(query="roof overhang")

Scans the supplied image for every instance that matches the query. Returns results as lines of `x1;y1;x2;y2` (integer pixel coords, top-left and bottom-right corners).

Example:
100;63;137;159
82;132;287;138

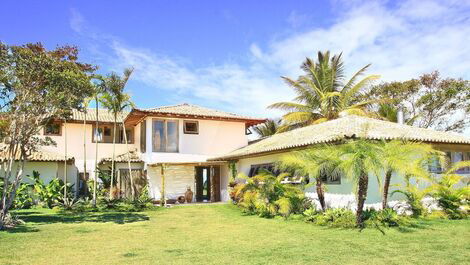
124;108;266;127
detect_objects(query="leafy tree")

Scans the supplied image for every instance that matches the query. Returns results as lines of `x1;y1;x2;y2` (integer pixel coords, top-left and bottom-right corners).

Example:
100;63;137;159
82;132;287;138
100;68;134;199
269;51;380;131
0;43;95;229
253;119;281;137
368;71;470;132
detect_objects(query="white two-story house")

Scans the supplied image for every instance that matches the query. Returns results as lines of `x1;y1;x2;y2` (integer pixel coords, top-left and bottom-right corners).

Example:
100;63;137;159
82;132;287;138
10;103;264;202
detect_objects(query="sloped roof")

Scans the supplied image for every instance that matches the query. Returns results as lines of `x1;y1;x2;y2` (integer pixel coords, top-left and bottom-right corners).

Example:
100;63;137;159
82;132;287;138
210;115;470;160
0;145;73;162
100;150;143;164
125;103;265;126
70;109;128;123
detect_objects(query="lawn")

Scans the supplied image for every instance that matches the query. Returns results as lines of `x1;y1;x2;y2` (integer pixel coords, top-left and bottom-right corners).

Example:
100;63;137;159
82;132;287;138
1;204;469;265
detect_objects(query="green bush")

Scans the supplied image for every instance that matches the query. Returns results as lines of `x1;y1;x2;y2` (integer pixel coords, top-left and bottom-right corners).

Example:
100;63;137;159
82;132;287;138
364;208;402;227
13;183;34;209
430;174;469;219
314;208;356;228
303;208;319;222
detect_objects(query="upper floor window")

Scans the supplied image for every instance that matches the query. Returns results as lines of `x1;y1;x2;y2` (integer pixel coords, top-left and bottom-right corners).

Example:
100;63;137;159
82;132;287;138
153;119;178;152
92;124;134;144
183;120;199;134
44;121;61;136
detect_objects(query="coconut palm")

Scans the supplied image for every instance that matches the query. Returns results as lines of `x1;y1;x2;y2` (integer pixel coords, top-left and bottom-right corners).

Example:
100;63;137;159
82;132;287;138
376;104;418;125
269;51;380;131
253;119;281;137
279;146;343;211
81;96;93;197
380;140;440;209
100;68;134;199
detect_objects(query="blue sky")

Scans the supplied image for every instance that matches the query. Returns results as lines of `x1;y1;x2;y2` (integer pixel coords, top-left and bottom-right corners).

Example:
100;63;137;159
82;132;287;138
1;0;470;120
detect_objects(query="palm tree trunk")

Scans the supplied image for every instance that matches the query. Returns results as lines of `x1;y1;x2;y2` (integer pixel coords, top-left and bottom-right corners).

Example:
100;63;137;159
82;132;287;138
160;164;166;207
93;98;99;206
316;178;326;211
382;170;392;209
83;110;87;197
63;119;68;201
121;120;134;199
356;173;369;227
110;114;117;199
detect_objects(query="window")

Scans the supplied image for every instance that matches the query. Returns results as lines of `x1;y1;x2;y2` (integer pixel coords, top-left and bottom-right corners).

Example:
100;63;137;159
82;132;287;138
320;173;341;185
248;163;309;184
44;121;61;136
92;124;134;144
140;121;146;153
152;119;179;152
454;152;470;174
184;120;199;134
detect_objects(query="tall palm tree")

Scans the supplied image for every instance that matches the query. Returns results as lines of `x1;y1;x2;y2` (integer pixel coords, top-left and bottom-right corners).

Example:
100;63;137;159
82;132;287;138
253;119;281;137
91;82;103;206
100;68;134;199
380;140;440;209
376;104;418;125
279;146;342;211
269;51;380;131
81;97;93;197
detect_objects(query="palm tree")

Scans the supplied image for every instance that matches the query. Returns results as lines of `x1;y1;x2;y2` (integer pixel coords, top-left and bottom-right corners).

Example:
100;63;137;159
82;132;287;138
380;140;439;209
91;82;103;206
100;68;134;199
253;119;281;137
269;51;380;131
81;96;93;197
279;146;342;211
376;104;418;125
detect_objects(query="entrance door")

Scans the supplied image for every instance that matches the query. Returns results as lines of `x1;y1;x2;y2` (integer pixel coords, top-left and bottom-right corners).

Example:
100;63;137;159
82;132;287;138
195;166;221;202
195;167;211;202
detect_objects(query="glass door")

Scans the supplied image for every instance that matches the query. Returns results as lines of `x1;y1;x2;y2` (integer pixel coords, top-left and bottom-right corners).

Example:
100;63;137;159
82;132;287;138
195;167;211;202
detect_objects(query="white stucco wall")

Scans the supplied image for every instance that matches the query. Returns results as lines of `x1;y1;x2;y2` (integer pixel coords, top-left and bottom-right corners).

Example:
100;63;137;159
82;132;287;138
236;152;415;204
2;161;78;188
39;121;141;182
142;117;248;164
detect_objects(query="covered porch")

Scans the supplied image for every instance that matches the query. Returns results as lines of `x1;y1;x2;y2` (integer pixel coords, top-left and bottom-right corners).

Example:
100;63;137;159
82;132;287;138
147;161;229;204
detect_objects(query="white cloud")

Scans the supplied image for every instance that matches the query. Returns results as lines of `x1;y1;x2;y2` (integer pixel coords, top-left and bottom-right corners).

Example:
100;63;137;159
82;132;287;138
73;0;470;121
69;8;84;33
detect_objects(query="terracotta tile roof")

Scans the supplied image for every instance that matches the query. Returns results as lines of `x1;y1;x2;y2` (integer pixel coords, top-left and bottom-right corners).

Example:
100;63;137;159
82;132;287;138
100;150;143;164
210;115;470;160
127;103;265;125
70;109;128;123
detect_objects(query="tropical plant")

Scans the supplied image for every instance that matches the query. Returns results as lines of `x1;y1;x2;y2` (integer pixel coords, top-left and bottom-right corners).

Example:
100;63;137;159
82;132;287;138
235;171;309;218
100;68;134;199
253;119;281;137
92;81;104;206
380;141;440;209
376;104;418;124
269;51;380;131
279;147;343;211
13;183;33;209
28;171;73;209
429;161;470;219
391;175;431;217
313;208;356;228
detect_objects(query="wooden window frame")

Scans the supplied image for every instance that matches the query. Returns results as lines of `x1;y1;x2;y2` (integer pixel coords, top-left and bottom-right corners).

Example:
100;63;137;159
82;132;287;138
183;120;199;134
152;119;179;153
43;121;62;136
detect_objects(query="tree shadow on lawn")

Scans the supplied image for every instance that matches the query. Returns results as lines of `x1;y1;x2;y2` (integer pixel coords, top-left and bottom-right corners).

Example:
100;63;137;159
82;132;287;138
6;211;150;233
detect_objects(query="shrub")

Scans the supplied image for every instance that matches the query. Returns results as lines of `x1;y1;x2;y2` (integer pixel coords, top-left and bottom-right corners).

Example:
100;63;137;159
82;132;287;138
430;174;469;219
314;208;356;228
13;183;34;209
303;208;319;222
392;177;429;218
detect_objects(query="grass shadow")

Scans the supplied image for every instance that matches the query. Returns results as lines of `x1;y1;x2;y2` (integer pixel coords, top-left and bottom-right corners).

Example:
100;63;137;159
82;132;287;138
14;211;150;226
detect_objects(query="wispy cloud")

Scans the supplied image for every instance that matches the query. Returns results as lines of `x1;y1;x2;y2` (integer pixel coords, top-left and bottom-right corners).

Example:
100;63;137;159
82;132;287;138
69;8;85;33
70;0;470;120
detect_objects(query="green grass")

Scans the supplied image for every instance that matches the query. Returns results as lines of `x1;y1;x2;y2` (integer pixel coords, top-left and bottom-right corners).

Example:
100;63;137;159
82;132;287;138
1;204;469;265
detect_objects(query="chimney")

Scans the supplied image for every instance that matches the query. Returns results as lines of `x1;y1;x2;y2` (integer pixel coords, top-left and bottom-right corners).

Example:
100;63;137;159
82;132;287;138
397;106;404;124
